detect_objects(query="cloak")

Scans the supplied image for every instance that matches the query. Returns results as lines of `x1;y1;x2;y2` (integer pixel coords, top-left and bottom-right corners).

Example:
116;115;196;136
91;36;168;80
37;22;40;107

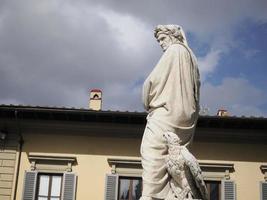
141;42;200;199
142;42;200;145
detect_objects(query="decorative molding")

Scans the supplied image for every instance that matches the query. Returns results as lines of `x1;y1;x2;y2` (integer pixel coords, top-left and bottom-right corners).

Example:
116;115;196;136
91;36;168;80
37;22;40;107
28;154;76;162
199;163;234;170
260;165;267;171
107;158;142;175
28;153;76;172
108;158;141;165
108;158;234;169
200;163;234;180
107;158;234;179
260;165;267;181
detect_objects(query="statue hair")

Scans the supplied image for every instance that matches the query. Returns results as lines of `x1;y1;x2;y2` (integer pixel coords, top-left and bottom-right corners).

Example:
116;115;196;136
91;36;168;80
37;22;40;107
154;24;188;46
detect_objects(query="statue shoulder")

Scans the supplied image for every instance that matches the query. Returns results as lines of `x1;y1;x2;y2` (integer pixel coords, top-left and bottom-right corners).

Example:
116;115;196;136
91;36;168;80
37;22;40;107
167;43;190;55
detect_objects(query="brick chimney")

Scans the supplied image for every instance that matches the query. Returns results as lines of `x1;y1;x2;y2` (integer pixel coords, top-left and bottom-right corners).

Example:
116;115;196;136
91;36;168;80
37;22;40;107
89;89;102;111
217;108;229;117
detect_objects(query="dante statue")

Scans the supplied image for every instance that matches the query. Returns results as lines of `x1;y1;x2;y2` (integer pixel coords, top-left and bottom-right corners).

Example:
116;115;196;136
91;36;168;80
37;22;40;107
140;25;208;200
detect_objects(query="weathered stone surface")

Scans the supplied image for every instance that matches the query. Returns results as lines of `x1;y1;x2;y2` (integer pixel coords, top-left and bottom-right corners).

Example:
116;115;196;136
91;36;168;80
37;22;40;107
0;153;16;160
0;136;18;200
164;132;208;200
0;181;12;188
0;167;15;174
0;188;12;195
0;195;11;200
0;174;13;181
2;160;15;167
140;25;207;200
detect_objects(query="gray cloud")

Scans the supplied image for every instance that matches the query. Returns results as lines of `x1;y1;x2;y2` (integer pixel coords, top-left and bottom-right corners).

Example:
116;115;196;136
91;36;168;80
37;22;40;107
201;77;267;116
0;0;266;116
0;1;156;109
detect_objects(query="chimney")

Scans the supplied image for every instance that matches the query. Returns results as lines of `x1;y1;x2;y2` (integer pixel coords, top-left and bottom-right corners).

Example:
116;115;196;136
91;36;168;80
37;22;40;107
89;89;102;111
217;108;229;117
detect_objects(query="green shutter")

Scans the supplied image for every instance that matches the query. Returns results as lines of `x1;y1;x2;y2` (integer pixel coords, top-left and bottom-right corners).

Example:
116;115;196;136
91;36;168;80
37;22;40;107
62;172;77;200
260;182;267;200
105;174;118;200
22;171;38;200
222;180;236;200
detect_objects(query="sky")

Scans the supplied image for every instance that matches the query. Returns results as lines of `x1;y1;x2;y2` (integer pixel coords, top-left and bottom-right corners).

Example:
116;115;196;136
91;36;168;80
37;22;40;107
0;0;266;116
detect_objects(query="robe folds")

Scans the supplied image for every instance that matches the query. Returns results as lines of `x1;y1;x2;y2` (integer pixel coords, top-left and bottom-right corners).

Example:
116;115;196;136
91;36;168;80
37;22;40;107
141;42;200;199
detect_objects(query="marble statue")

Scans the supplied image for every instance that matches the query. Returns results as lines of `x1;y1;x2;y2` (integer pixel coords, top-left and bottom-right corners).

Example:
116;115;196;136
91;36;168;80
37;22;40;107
140;25;207;200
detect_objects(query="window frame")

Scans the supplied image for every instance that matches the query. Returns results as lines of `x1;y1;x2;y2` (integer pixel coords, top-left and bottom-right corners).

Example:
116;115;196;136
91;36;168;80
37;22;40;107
35;173;63;200
201;163;235;200
107;158;236;200
117;175;142;200
260;165;267;200
205;180;222;200
22;154;77;200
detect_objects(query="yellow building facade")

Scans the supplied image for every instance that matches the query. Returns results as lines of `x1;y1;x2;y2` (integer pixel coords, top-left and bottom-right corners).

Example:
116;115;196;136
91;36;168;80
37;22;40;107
0;105;266;200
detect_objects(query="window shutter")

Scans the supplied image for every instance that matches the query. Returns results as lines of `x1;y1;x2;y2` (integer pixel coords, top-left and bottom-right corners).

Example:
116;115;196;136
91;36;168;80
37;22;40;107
260;182;267;200
105;174;118;200
222;180;236;200
62;172;77;200
22;171;38;200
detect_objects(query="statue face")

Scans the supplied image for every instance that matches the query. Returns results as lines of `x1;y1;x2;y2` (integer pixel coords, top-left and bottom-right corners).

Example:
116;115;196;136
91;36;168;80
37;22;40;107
157;33;172;51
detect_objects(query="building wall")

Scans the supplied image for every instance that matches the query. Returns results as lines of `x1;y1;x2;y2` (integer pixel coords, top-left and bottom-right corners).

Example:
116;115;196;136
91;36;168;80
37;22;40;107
15;132;267;200
0;133;20;200
16;132;141;200
192;142;267;200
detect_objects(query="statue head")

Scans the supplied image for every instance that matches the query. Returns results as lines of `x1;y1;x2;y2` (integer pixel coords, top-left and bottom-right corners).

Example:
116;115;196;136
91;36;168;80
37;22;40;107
154;25;188;51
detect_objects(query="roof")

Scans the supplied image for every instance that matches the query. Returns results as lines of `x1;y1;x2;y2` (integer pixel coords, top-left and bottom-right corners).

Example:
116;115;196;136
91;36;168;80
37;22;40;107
0;104;266;130
1;104;266;144
90;89;102;92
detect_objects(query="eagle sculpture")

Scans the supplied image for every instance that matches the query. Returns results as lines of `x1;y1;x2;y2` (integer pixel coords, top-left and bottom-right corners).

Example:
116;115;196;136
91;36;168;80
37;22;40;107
164;132;208;200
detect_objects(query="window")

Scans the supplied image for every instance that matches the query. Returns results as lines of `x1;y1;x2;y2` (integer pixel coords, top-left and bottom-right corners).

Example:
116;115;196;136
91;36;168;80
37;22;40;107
205;180;221;200
23;172;76;200
105;175;230;200
120;179;222;200
260;165;267;200
118;177;142;200
22;154;77;200
105;159;143;200
93;94;99;99
106;159;236;200
36;174;62;200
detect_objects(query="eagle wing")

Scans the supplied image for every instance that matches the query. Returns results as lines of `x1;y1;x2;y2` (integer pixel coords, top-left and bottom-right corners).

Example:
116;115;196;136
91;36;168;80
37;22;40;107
181;147;209;200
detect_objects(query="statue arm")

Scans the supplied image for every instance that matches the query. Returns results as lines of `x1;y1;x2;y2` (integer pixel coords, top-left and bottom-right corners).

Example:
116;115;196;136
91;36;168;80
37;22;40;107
142;79;151;111
142;46;177;112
